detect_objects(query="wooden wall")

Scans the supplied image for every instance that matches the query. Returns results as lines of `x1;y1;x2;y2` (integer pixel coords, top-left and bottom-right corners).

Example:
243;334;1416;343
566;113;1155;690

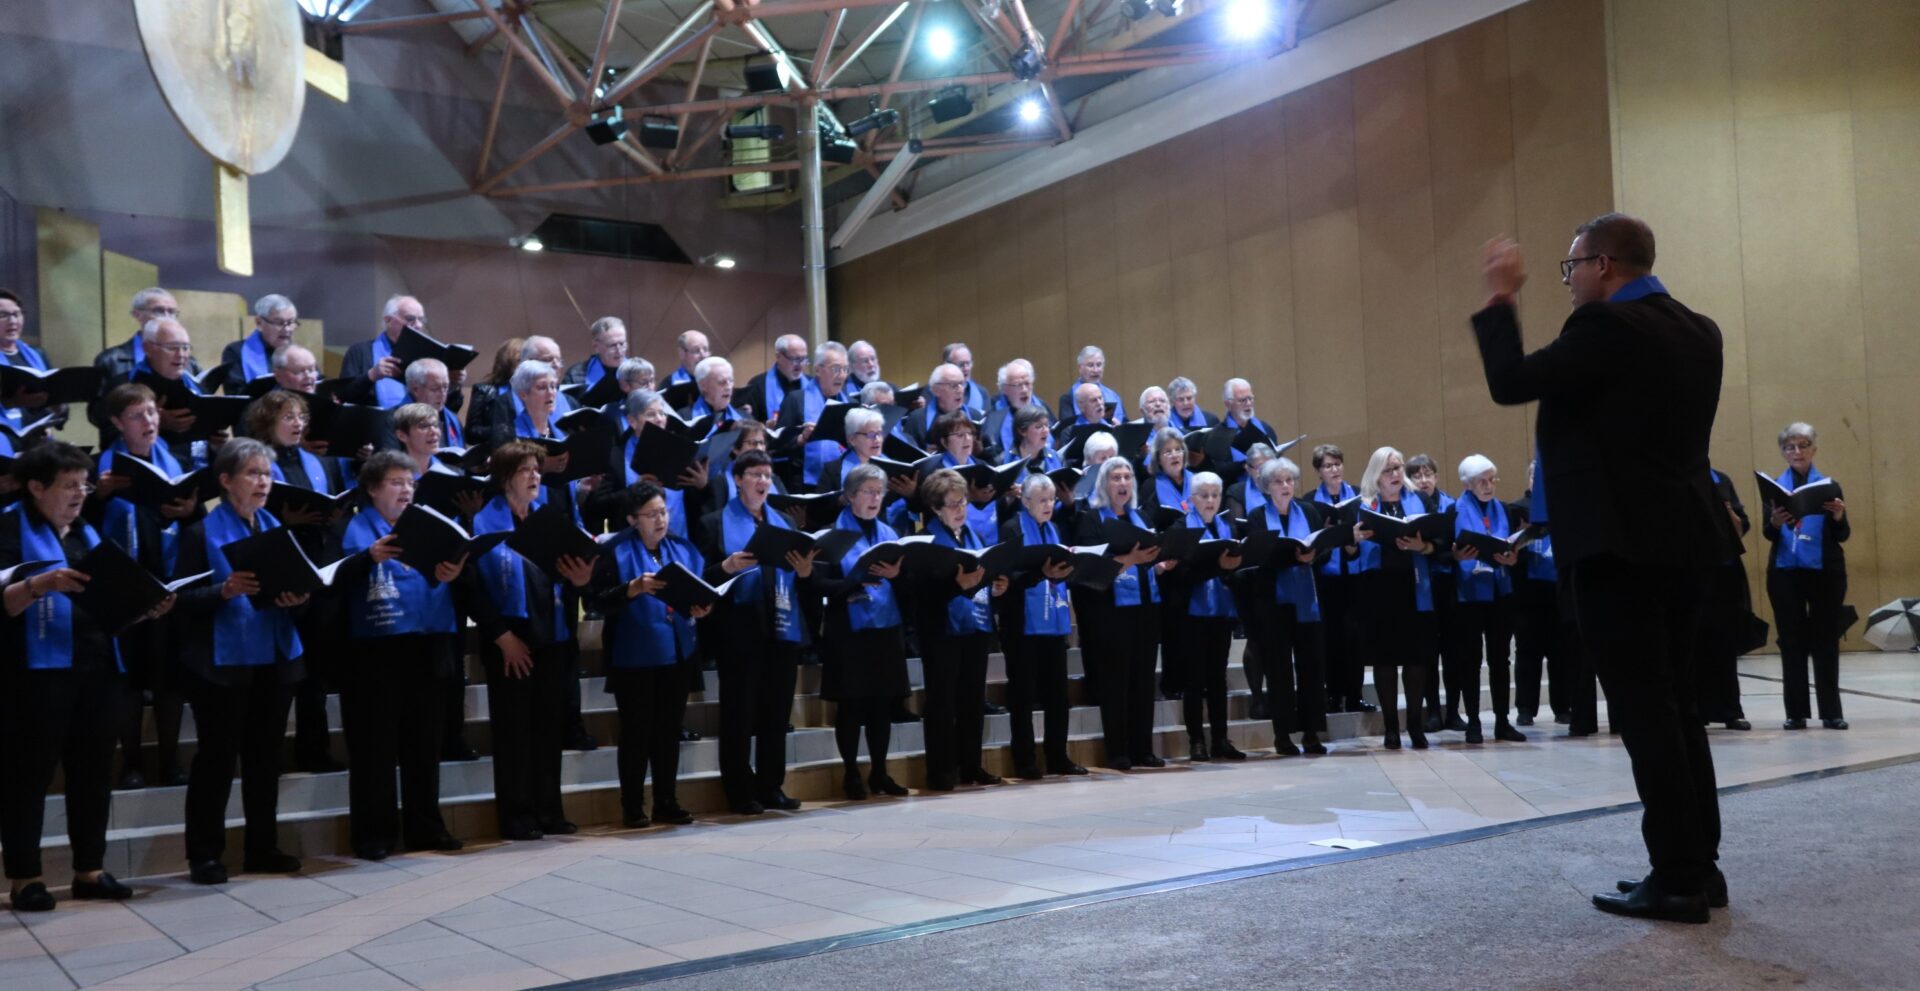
1611;0;1920;642
832;0;1614;515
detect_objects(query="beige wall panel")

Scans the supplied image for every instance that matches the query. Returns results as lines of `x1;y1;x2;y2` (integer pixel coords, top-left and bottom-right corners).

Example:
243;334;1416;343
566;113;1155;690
1061;164;1122;407
1847;0;1920;110
1728;0;1853;119
1018;191;1070;375
1115;260;1174;415
1170;247;1234;402
932;217;982;359
1734;111;1866;387
1747;380;1880;633
972;201;1028;374
99;250;160;354
1711;381;1758;556
1865;380;1920;602
34;208;105;370
1226;229;1297;434
893;234;941;354
1852;107;1920;375
1109;144;1172;279
1284;76;1368;444
172;289;248;350
1423;15;1519;441
1352;46;1443;459
1219;100;1290;244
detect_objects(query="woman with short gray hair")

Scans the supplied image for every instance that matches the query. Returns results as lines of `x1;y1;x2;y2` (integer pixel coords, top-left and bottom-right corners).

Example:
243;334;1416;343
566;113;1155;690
1243;456;1332;755
1161;471;1246;761
1761;422;1850;730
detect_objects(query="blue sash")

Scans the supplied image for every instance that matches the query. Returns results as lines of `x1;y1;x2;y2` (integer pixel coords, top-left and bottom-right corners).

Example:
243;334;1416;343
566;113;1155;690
1222;415;1272;463
585;357;609;388
939;453;1000;544
126;334;146;377
1156;472;1192;514
762;370;791;424
799;377;842;487
1453;492;1513;601
440;405;463;449
1354;491;1434;612
1099;505;1160;607
14;507;116;670
995;408;1053;456
668;366;694;386
0;341;49;430
1312;482;1357;576
240;331;271;383
609;529;702;667
931;521;994;634
271;447;335;496
835;509;903;631
1525;533;1557;582
1263;501;1320;621
721;497;802;643
202;502;304;666
1076;382;1121;420
1182;509;1235;618
370;333;408;408
471;494;569;642
1774;466;1828;571
99;442;184;575
1242;476;1268;514
688;396;736;434
1016;512;1072;636
1172;406;1208;430
342;509;454;637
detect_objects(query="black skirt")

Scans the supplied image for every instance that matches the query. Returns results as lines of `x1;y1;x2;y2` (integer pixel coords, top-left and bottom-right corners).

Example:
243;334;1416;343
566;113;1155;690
820;625;909;701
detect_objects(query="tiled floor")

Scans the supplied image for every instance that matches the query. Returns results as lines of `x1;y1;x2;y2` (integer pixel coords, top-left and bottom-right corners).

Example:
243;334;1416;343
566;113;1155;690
5;653;1916;991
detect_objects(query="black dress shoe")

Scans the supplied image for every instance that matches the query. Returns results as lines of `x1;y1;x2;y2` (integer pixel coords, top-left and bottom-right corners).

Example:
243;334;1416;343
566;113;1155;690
1188;740;1212;762
410;834;465;852
925;775;957;792
116;768;147;791
983;700;1008;716
1132;753;1166;768
1724;719;1752;731
652;805;694;825
1783;718;1807;730
1616;870;1728;908
1273;738;1301;757
1592;887;1709;924
539;820;579;835
1213;740;1247;761
1822;717;1849;730
843;772;869;800
10;882;55;912
624;812;653;828
1443;714;1470;732
1553;712;1571;725
1464;722;1485;744
72;872;134;901
868;775;908;797
961;769;1004;786
354;845;390;862
501;825;545;841
1409;731;1429;750
1349;700;1379;713
160;766;189;787
242;851;302;874
1016;766;1045;781
189;860;228;885
1382;735;1401;751
1302;736;1328;755
761;790;804;811
1516;714;1535;726
729;800;765;816
1495;722;1528;743
441;744;480;762
1055;763;1089;776
1108;758;1134;772
565;732;600;752
1422;711;1444;733
891;703;921;723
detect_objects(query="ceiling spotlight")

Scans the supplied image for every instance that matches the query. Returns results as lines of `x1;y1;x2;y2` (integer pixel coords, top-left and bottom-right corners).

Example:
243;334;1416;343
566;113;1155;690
926;25;957;60
1009;43;1046;81
844;105;900;138
1223;0;1270;38
743;54;790;93
517;236;544;252
584;106;628;145
1017;97;1044;124
1152;0;1183;16
725;122;787;141
1121;0;1150;18
928;85;974;123
819;126;858;164
700;253;737;269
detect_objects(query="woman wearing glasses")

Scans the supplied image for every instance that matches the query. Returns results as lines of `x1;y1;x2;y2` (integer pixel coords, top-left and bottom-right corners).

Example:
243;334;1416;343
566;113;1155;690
1449;455;1526;743
813;464;912;799
1350;447;1438;750
1071;457;1169;770
825;406;917;531
911;468;1001;791
1762;422;1850;731
994;474;1084;778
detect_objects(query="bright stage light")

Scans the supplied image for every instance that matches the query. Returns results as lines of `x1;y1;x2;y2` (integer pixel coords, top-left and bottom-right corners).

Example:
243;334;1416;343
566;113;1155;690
926;26;957;60
1017;98;1044;124
1224;0;1272;39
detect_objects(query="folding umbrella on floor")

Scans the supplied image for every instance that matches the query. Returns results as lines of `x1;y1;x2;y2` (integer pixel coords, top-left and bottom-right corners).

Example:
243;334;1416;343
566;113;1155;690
1862;598;1920;651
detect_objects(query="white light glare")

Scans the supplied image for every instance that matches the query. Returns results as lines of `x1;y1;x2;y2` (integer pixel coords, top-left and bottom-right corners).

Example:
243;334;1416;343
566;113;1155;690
926;26;958;60
1017;98;1044;124
713;255;738;269
1224;0;1272;39
519;237;544;252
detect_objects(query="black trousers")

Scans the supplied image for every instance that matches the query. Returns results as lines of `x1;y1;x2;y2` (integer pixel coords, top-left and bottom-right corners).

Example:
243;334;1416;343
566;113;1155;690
1;668;117;879
612;666;690;818
292;618;338;768
1428;571;1457;714
1181;615;1233;744
1767;567;1845;721
1089;605;1159;763
1452;596;1516;728
1230;581;1267;700
1514;578;1568;720
1315;571;1361;707
1248;599;1327;737
480;640;569;834
1158;599;1187;697
833;697;894;779
442;651;470;753
116;625;184;778
1569;555;1718;893
717;640;797;805
1692;566;1749;723
184;673;292;864
921;633;990;784
1357;569;1429;740
1002;633;1071;771
342;635;450;850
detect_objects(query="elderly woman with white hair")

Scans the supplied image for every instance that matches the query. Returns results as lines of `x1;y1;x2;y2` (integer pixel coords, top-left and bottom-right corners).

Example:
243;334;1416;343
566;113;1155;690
1243;456;1333;755
1070;456;1169;769
994;474;1084;778
1449;454;1526;743
1161;470;1247;761
1351;446;1439;750
1761;421;1850;731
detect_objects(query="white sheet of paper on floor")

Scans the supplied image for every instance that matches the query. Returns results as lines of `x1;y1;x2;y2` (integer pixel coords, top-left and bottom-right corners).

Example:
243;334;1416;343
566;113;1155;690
1309;838;1381;850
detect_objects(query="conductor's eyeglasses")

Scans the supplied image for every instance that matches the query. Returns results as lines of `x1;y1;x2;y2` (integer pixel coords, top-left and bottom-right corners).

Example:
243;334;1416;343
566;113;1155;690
1559;255;1608;282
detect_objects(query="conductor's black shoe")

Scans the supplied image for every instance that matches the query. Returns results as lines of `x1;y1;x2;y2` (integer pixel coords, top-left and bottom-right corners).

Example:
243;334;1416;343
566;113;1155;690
1188;740;1212;762
411;834;465;852
116;768;147;791
72;873;134;901
1822;718;1849;730
1213;740;1247;761
1783;718;1808;730
760;790;803;811
1302;736;1328;755
1591;887;1710;924
653;805;694;825
1495;722;1528;743
1725;719;1752;731
1464;722;1485;744
1273;738;1301;757
730;800;765;816
1132;753;1166;768
189;860;228;885
10;882;54;912
242;851;302;874
1108;758;1134;772
1616;870;1728;908
354;845;389;862
1016;766;1045;781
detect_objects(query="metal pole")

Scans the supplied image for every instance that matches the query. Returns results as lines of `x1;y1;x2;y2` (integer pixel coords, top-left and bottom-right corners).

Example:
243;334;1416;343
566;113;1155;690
798;101;830;347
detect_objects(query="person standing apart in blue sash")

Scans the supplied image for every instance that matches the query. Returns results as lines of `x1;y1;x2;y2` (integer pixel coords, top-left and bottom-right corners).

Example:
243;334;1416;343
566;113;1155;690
461;441;597;841
1351;447;1437;751
1450;455;1526;743
995;474;1084;778
698;449;817;815
587;480;709;827
1762;422;1850;731
336;451;467;860
814;465;913;799
1162;471;1246;762
169;439;311;884
2;442;168;911
912;469;1002;791
1242;457;1331;755
1071;457;1168;770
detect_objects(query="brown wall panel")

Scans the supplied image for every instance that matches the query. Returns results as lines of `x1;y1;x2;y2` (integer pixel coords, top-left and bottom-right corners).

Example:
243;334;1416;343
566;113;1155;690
1848;0;1920;110
1730;0;1854;120
1285;76;1368;446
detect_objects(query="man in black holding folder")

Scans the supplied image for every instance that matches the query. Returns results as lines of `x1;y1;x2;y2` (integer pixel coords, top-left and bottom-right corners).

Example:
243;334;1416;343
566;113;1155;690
1473;213;1735;924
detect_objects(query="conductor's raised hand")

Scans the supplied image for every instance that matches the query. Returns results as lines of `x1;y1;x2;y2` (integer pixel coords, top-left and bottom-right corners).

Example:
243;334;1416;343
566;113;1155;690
1483;236;1527;303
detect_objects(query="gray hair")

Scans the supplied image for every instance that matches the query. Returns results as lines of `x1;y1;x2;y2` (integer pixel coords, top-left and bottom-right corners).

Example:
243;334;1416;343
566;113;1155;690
588;316;625;342
941;342;971;364
252;293;295;319
405;357;448;388
1778;422;1817;447
617;357;654;385
844;406;884;437
518;335;559;362
813;340;848;367
1076;345;1105;365
130;287;173;315
382;294;418;319
774;333;807;355
1167;376;1197;399
1257;456;1301;490
1222;377;1252;404
996;357;1033;391
1139;385;1169;411
1083;430;1119;461
694;355;732;385
929;362;963;386
624;388;664;420
214;437;273;480
1191;470;1224;496
1073;381;1103;404
858;380;894;405
270;345;313;371
1021;473;1057;501
510;359;558;396
843;463;888;496
1458;453;1497;483
140;317;184;344
1245;442;1276;463
1087;454;1135;511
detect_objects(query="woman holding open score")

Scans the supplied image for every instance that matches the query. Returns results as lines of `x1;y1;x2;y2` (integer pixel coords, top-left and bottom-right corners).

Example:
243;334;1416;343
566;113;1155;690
1161;470;1245;762
1242;457;1330;755
1351;446;1438;751
1071;457;1171;770
814;464;912;799
912;468;1001;791
1762;422;1850;731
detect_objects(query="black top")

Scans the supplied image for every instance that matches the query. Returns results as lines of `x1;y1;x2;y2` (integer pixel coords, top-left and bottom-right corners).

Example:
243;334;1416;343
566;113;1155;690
337;336;468;415
0;506;117;673
88;338;203;446
171;514;308;685
1472;294;1731;569
1760;470;1848;572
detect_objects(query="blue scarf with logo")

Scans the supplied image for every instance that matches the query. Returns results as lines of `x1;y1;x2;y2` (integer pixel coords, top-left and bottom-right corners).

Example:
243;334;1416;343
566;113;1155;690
721;496;802;643
341;508;455;638
14;506;118;670
202;501;304;666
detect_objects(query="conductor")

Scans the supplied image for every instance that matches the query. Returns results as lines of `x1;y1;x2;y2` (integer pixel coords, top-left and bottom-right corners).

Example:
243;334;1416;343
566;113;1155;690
1472;213;1735;924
